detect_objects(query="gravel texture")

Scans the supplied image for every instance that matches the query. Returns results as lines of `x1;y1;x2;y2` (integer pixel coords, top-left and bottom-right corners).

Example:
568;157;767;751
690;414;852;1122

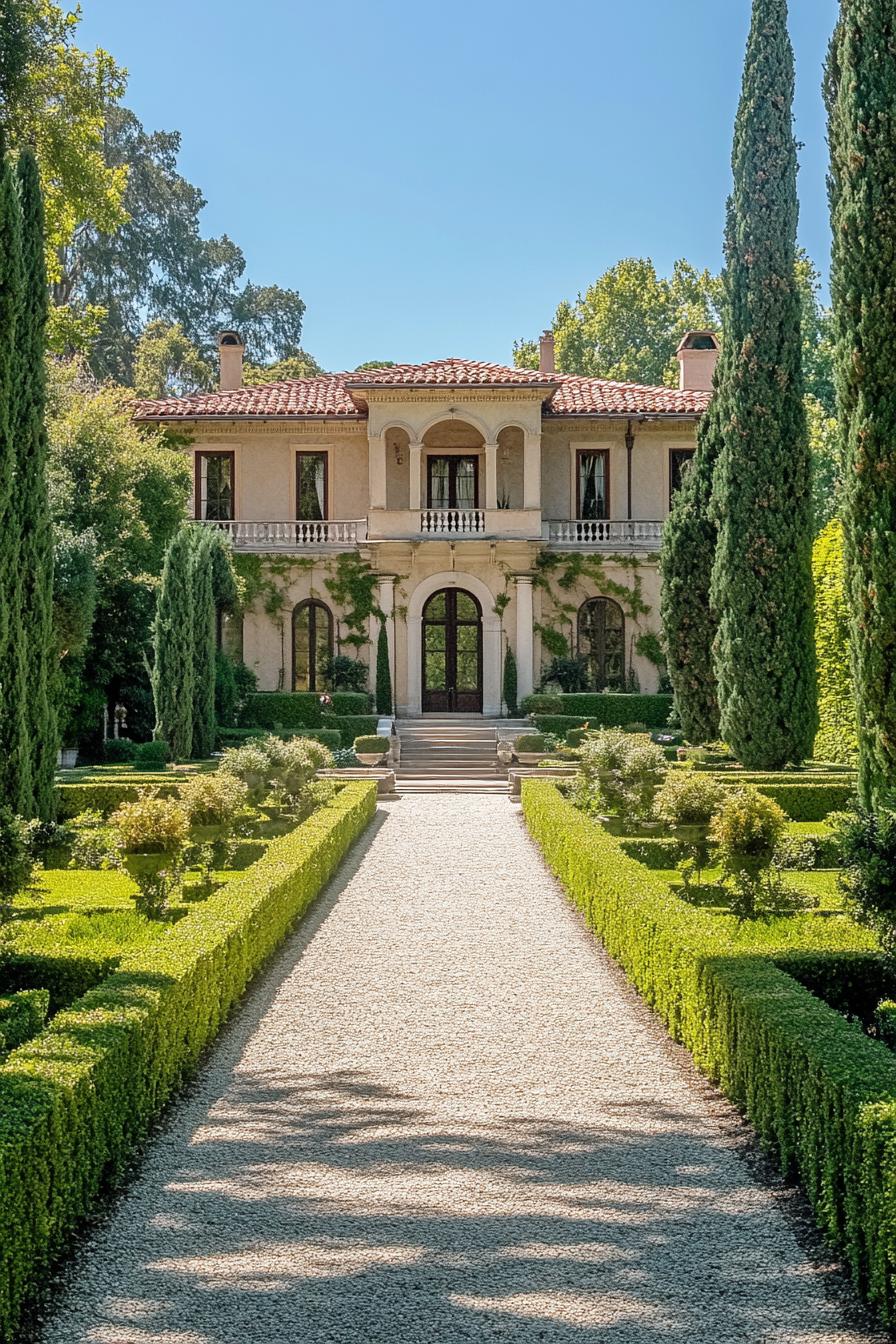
40;796;883;1343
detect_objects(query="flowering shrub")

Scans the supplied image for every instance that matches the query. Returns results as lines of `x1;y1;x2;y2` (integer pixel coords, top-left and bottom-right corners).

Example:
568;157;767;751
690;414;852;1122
576;729;667;823
68;810;119;871
218;742;274;804
654;772;729;827
110;794;189;854
179;772;249;829
708;787;787;873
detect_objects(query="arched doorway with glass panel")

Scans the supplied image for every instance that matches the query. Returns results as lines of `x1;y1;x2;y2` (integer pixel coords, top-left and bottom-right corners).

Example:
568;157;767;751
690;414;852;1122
292;600;333;692
578;597;625;691
422;588;483;712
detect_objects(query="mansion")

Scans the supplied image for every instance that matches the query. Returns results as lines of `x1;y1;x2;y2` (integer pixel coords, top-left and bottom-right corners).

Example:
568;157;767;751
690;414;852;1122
133;332;717;716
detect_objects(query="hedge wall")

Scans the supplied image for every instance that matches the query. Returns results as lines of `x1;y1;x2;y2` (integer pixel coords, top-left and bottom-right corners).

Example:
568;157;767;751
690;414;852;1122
55;779;182;819
0;781;376;1343
813;521;859;767
751;782;855;822
522;693;673;726
241;692;371;730
217;727;342;751
0;951;120;1014
322;713;379;746
521;780;896;1322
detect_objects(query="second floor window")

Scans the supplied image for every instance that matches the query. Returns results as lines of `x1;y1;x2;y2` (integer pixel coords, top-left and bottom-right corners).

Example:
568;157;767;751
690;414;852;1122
195;452;234;520
297;452;328;520
428;456;478;510
577;450;609;520
669;449;695;505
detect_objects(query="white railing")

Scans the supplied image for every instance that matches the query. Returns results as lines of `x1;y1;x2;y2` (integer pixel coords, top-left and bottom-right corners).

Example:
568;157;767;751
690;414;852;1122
199;519;364;549
546;519;663;547
419;508;487;536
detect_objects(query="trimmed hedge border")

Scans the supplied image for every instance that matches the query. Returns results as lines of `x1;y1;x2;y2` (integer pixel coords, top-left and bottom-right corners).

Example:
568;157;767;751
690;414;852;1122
523;692;672;725
55;779;182;819
521;779;896;1322
0;780;376;1343
241;691;371;730
323;712;379;746
216;727;342;751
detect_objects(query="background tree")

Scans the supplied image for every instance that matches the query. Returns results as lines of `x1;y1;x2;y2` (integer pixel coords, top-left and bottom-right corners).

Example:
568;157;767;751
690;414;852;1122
133;320;214;399
243;352;324;384
813;519;858;765
826;1;896;806
514;258;722;386
47;359;190;747
54;106;309;382
151;524;195;759
353;360;396;372
710;0;817;769
14;150;57;816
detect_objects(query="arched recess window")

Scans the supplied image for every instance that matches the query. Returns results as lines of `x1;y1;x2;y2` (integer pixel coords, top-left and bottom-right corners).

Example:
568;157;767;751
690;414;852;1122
293;600;333;692
578;598;625;690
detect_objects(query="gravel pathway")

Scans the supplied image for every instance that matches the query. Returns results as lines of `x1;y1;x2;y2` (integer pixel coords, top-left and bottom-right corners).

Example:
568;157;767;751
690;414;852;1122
41;796;882;1344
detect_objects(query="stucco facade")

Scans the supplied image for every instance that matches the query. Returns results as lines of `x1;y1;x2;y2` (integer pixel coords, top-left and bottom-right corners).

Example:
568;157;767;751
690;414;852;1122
134;345;715;716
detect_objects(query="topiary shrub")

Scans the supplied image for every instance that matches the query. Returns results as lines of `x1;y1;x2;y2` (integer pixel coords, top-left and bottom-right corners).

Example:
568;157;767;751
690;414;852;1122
0;989;49;1055
353;735;389;757
654;772;729;827
502;647;518;716
103;738;137;764
708;787;788;874
134;739;170;770
515;734;552;755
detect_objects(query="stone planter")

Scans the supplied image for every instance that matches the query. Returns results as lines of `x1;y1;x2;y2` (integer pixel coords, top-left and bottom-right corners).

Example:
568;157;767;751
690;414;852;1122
191;822;226;845
122;850;176;883
356;752;387;767
58;747;78;769
516;752;550;766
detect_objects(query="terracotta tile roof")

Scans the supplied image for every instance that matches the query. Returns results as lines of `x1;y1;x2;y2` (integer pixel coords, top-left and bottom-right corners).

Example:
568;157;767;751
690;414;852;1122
132;358;709;422
548;373;710;416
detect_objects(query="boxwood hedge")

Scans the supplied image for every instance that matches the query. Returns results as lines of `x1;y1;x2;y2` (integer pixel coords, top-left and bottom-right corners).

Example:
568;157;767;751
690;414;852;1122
522;693;673;725
241;691;371;730
521;779;896;1322
0;780;376;1343
55;779;182;819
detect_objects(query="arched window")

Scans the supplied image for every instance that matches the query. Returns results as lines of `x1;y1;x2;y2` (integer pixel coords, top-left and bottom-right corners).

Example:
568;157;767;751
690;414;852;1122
578;598;625;691
293;600;333;692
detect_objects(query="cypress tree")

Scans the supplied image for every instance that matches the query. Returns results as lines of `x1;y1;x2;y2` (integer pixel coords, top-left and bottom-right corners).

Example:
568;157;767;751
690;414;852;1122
660;385;723;744
502;645;518;717
375;618;392;716
190;529;217;759
0;138;26;812
825;3;896;806
14;150;56;817
709;0;816;768
151;524;195;760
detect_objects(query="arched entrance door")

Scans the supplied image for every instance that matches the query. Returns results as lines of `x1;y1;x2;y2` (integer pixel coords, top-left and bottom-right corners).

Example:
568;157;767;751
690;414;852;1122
422;588;483;712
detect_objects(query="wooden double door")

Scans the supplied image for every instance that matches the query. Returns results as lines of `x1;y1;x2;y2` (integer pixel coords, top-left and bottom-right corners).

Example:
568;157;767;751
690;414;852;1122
422;588;483;713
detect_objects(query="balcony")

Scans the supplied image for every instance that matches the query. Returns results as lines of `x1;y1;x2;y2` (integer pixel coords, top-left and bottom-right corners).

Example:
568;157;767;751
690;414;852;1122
199;519;366;550
419;508;486;536
365;508;542;542
545;519;663;549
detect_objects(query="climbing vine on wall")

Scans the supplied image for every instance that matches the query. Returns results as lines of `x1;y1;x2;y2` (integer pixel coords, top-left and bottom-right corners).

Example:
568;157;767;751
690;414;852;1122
532;550;650;661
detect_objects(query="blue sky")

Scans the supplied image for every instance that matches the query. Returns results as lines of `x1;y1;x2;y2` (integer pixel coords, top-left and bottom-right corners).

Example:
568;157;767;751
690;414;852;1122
78;0;838;371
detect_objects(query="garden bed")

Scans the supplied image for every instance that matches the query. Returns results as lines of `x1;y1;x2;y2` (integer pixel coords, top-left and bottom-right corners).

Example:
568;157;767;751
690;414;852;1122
0;779;377;1343
522;779;896;1325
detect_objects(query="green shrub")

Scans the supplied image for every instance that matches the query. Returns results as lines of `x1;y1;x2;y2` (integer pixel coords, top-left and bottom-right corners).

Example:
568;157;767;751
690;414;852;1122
0;951;119;1013
877;1001;896;1050
323;713;379;746
774;951;896;1030
565;727;588;748
618;836;689;868
523;693;673;725
109;795;189;855
103;738;137;764
216;726;341;752
708;788;788;872
502;648;518;716
68;810;119;870
751;781;855;821
353;735;389;756
0;811;34;920
324;655;368;694
134;740;170;770
813;520;859;766
241;692;371;732
178;773;249;830
0;990;49;1055
521;693;563;715
515;734;552;754
0;781;376;1343
654;772;729;827
834;807;896;955
521;780;896;1323
576;729;667;823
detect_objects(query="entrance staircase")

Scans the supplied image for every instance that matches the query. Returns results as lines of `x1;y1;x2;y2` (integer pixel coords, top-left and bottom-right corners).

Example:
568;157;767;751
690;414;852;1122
394;717;529;794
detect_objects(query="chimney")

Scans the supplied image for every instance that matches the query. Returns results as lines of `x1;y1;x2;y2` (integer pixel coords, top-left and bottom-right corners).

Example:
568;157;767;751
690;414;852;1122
218;330;245;391
676;330;720;392
539;329;555;374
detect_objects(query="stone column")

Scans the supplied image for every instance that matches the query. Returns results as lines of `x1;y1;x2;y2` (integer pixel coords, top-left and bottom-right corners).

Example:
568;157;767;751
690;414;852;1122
484;440;498;510
514;575;535;702
523;429;542;511
368;433;387;510
409;440;423;512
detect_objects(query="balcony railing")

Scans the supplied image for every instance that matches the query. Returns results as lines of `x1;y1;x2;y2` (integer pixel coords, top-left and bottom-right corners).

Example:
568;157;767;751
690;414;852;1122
419;508;487;536
199;519;364;550
545;519;663;548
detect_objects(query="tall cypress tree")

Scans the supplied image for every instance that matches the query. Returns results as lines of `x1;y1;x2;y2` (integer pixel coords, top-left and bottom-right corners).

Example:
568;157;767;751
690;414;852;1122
190;528;217;759
151;524;195;760
0;137;27;811
14;150;56;817
709;0;816;768
825;3;896;806
660;371;724;744
375;619;392;716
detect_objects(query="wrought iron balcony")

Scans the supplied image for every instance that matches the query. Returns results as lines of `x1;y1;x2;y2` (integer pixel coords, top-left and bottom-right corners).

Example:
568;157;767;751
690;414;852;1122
419;508;487;536
198;519;365;550
545;519;663;548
